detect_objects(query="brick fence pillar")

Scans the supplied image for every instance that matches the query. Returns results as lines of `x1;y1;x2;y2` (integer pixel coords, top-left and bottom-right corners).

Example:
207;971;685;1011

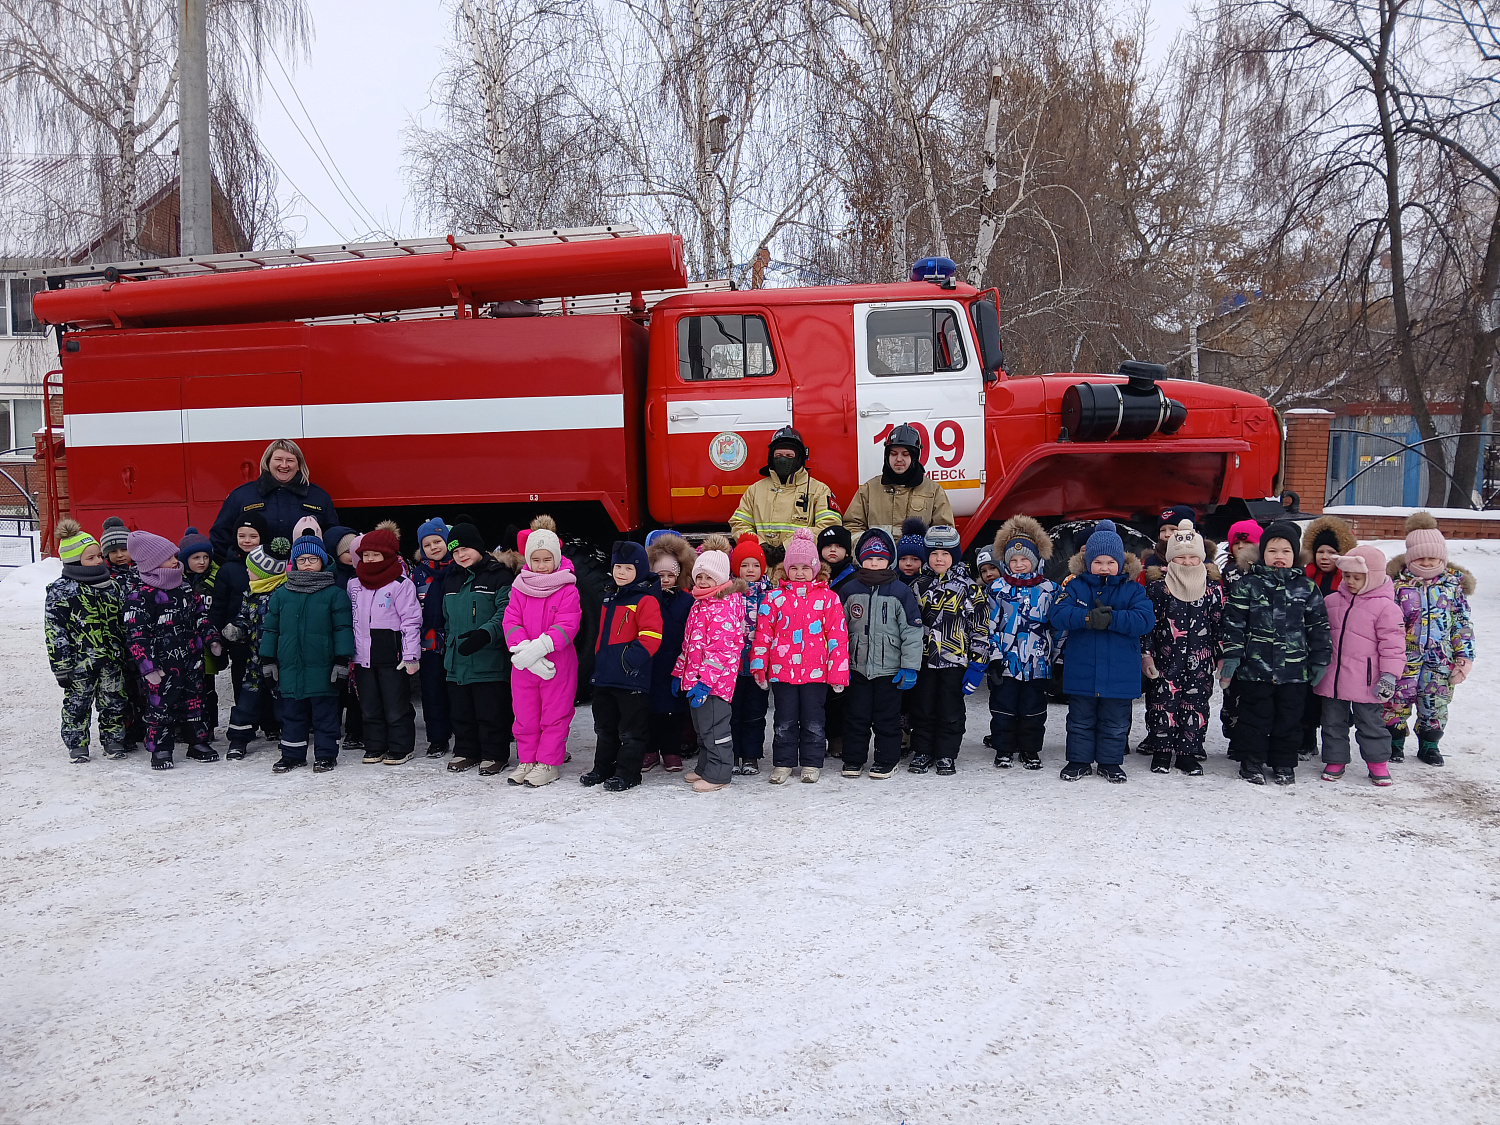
1281;409;1335;515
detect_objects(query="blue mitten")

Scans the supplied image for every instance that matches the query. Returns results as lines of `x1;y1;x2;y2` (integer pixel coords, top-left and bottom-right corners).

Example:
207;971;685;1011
688;681;712;708
961;661;987;696
671;676;682;696
892;668;918;691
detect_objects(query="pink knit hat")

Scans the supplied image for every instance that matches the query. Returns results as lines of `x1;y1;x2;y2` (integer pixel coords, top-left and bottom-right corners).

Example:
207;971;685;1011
692;549;730;586
1404;511;1447;563
1226;519;1262;548
782;527;819;571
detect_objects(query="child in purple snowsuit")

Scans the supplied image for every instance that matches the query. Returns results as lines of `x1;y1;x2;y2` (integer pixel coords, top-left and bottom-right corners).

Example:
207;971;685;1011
503;528;582;788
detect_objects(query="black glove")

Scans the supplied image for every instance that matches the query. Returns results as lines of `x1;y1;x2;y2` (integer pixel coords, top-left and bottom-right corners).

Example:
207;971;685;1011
55;671;72;689
457;629;491;656
1085;603;1113;631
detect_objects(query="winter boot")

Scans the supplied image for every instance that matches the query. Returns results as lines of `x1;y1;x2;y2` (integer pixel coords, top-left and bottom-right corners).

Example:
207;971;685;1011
69;748;89;763
691;779;728;792
426;742;449;758
1020;749;1042;771
994;752;1015;769
768;766;794;784
826;736;843;760
1417;742;1444;766
739;758;760;776
908;754;934;774
1097;763;1128;783
1175;755;1203;776
983;734;994;749
1321;762;1346;781
506;762;535;786
102;741;127;761
935;757;956;775
1368;761;1394;786
383;748;415;765
1134;738;1153;757
800;766;820;783
1387;726;1406;762
448;756;480;772
841;762;863;778
579;770;608;787
1239;762;1265;785
868;762;897;779
662;754;685;772
186;744;219;762
272;756;304;774
362;746;384;764
523;764;559;788
641;752;660;772
1150;752;1172;774
312;758;337;773
1059;761;1092;781
225;743;248;761
150;751;174;771
478;760;506;776
343;738;365;752
1272;767;1296;785
602;775;639;792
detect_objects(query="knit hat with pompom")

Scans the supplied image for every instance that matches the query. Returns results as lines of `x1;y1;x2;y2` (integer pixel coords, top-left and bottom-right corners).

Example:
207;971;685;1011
782;527;819;572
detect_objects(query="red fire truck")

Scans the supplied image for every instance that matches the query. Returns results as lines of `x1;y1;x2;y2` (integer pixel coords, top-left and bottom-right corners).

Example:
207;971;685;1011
30;226;1281;553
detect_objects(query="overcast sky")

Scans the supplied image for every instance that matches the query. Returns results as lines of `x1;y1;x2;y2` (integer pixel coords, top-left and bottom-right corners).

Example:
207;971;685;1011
256;0;1198;248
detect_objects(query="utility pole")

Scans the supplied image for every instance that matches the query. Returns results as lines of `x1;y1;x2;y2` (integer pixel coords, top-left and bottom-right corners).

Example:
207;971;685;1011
178;0;212;256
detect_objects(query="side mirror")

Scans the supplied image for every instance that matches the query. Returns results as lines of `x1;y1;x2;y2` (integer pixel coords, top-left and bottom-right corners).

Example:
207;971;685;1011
972;298;1005;382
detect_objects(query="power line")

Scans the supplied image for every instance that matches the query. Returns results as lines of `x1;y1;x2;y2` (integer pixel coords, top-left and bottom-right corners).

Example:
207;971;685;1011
266;48;386;234
261;148;350;242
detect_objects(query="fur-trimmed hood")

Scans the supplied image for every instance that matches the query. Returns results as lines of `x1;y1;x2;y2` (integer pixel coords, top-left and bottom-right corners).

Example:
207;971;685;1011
647;532;698;583
1386;554;1477;595
1299;515;1357;565
1068;548;1143;580
993;514;1053;562
1144;557;1221;586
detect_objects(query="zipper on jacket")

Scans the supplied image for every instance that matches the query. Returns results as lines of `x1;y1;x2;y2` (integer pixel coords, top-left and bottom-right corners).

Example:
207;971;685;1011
1332;598;1356;697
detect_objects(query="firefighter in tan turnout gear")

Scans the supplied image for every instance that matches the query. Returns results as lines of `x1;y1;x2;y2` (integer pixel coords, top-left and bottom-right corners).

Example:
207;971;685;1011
729;427;841;548
841;423;954;537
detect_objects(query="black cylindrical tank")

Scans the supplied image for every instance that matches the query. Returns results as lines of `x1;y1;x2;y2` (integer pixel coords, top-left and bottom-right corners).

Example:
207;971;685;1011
1059;362;1187;442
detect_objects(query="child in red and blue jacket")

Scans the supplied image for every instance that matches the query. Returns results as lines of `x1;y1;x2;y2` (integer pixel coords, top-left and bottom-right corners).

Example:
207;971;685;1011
751;527;850;784
412;516;455;756
582;541;664;792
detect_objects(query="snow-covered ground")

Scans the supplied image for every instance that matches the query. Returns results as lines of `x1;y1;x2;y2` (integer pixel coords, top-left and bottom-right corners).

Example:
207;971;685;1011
3;544;1498;1124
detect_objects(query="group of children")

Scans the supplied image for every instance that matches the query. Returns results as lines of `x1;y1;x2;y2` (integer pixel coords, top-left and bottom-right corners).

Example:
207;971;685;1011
44;504;1475;790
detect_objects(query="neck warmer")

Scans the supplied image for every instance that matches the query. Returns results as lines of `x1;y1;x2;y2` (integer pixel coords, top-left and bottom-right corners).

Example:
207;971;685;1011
1165;557;1208;602
692;579;734;599
1004;568;1047;588
881;460;925;489
140;563;184;591
287;569;335;593
62;562;112;586
250;569;288;595
1408;558;1447;580
854;565;899;587
356;552;402;590
513;567;576;599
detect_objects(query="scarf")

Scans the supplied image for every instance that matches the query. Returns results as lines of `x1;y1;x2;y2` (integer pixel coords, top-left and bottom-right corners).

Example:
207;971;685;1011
1003;568;1048;588
62;563;112;586
1164;557;1208;602
853;565;898;587
287;569;335;593
881;460;925;489
140;563;184;591
1408;558;1446;580
356;551;402;590
250;570;288;595
513;567;576;599
692;579;733;599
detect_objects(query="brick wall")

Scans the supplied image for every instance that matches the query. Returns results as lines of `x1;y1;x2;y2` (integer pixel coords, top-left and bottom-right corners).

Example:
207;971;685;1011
1329;511;1500;541
1280;409;1334;514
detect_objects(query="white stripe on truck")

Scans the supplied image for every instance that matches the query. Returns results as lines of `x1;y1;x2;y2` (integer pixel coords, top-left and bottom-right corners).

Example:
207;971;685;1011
63;394;626;448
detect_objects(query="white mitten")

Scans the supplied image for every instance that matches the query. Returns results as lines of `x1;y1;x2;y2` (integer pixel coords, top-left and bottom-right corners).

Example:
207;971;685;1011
511;636;553;671
532;656;556;680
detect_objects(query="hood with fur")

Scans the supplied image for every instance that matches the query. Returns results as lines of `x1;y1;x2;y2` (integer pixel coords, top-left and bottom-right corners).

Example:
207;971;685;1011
647;531;698;584
1386;554;1476;595
993;515;1053;562
1068;548;1143;580
1299;515;1357;565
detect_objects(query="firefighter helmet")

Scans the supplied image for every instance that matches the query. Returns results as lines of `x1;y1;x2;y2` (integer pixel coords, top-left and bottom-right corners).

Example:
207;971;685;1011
884;423;924;460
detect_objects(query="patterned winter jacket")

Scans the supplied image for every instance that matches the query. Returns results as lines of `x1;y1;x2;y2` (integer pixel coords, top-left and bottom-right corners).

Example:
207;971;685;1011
124;582;214;687
674;583;751;701
413;555;455;654
1141;569;1224;684
986;569;1056;680
45;570;125;678
738;576;772;674
184;563;221;673
229;589;277;694
913;562;990;670
1390;562;1475;672
1220;564;1332;684
751;579;851;686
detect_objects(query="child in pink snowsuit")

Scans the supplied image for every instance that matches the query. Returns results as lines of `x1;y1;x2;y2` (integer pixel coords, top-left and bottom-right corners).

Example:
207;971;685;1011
502;527;581;788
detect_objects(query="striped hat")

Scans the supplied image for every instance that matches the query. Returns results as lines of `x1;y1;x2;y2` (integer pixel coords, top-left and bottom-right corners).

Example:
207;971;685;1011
100;516;129;554
56;519;96;564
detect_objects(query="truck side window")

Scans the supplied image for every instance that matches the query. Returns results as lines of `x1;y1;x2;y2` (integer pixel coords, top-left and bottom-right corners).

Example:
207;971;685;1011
867;307;967;375
677;314;777;381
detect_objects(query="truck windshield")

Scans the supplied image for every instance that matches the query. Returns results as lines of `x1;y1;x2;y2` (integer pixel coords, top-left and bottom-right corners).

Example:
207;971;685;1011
677;314;777;381
867;307;966;375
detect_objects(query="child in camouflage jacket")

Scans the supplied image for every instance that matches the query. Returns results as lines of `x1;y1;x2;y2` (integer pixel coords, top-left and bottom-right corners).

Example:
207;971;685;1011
45;520;129;762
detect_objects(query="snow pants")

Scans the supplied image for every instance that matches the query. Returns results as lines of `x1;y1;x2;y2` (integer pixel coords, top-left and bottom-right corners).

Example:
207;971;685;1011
1143;670;1213;758
1229;680;1308;771
691;694;735;784
1384;662;1453;742
989;672;1047;759
730;674;769;763
511;651;576;766
771;681;827;769
419;651;452;749
1065;695;1132;766
911;666;966;760
60;662;127;754
144;671;208;761
355;663;416;760
841;670;904;771
1320;698;1391;765
592;686;651;784
448;679;512;764
647;708;693;761
278;695;341;764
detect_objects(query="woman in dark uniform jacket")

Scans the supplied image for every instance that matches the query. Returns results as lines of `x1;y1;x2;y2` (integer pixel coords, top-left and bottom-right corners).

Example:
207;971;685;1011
209;438;339;561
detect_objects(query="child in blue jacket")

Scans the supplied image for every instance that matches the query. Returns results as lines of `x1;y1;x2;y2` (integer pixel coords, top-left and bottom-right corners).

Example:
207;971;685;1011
1048;520;1155;782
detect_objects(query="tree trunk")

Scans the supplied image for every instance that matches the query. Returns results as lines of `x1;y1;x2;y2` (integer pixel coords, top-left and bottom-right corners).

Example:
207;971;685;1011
965;64;1003;289
1447;196;1500;505
461;0;514;231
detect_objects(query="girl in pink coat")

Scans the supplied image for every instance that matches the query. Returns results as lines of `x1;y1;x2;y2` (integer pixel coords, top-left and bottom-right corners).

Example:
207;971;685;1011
502;527;581;788
1314;544;1406;785
751;527;850;784
672;547;749;793
347;525;422;764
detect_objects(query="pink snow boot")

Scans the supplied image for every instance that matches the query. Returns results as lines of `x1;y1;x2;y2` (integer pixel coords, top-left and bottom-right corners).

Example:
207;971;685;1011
1368;761;1393;786
1320;762;1345;781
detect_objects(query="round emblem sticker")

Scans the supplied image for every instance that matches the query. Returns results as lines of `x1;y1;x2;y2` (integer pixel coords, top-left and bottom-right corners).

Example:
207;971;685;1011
709;431;748;472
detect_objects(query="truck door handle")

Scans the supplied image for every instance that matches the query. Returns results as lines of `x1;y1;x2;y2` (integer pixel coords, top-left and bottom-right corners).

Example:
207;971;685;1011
859;403;891;418
668;407;699;423
122;466;134;494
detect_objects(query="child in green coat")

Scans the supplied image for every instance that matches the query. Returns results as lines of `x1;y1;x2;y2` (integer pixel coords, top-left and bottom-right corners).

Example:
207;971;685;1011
260;537;354;773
